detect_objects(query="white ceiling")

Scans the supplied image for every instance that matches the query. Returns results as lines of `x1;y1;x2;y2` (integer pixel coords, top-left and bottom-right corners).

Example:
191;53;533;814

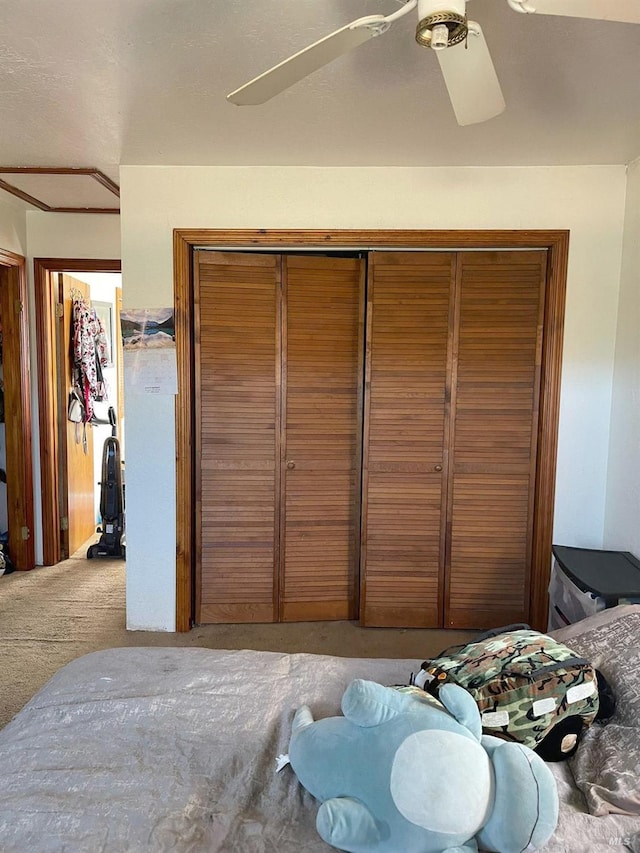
1;0;639;185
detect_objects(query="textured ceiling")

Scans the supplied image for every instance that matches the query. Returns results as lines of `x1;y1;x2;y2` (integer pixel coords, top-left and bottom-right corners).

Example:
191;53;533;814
0;0;639;183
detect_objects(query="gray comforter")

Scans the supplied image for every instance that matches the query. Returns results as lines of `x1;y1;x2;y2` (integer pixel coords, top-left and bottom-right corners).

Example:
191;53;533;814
0;607;639;852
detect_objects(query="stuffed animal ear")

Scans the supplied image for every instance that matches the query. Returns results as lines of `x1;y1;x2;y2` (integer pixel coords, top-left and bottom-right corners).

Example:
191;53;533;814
438;683;482;741
341;680;411;727
292;705;314;733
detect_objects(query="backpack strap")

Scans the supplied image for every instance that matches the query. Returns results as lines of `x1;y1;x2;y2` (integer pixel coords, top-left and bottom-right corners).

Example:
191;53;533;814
473;623;532;642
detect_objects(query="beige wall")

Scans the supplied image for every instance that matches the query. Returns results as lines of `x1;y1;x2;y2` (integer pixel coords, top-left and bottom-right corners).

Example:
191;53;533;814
26;211;121;260
121;165;627;630
605;159;640;557
0;195;27;256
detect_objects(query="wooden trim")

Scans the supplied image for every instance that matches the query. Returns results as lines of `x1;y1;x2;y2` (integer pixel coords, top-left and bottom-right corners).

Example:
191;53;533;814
0;248;25;267
175;229;567;249
192;253;203;624
55;272;70;559
0;179;49;210
87;171;121;197
174;229;569;633
0;249;35;570
0;168;119;211
47;208;120;215
529;234;570;630
524;255;549;624
173;236;195;631
34;258;121;567
34;259;122;272
34;263;60;564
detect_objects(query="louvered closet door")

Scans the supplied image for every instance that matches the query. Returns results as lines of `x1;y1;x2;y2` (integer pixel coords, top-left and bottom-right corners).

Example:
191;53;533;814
196;251;279;623
281;256;364;621
195;251;363;624
445;251;546;628
360;252;455;627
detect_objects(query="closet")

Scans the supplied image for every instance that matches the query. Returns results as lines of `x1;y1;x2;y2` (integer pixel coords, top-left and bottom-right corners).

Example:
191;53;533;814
194;246;548;630
195;251;364;623
360;250;546;629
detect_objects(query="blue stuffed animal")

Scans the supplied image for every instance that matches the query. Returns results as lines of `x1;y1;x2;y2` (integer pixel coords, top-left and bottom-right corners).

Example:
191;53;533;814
289;680;558;853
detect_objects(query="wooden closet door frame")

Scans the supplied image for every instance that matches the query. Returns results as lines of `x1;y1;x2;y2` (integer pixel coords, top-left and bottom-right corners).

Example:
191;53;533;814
174;230;569;632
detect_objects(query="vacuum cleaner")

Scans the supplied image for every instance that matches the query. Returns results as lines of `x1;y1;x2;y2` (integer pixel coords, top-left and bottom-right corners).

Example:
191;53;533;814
87;406;126;559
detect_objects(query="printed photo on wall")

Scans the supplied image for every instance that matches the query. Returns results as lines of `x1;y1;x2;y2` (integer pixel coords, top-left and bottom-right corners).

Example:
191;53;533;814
120;308;175;351
120;308;178;395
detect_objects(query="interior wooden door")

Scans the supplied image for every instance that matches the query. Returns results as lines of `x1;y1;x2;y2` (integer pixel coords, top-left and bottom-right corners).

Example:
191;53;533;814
195;252;280;623
444;251;547;628
58;273;96;557
195;251;363;624
280;256;364;621
360;252;456;627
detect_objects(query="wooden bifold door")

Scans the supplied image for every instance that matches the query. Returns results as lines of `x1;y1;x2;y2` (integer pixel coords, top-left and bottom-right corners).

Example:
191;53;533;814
195;251;364;623
360;251;546;629
195;247;549;629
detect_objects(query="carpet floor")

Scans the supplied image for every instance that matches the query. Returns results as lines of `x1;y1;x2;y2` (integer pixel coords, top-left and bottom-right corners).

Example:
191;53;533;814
0;546;476;729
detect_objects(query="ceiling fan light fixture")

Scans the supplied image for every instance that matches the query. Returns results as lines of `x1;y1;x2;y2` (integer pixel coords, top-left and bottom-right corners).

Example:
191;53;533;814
430;22;450;49
415;11;468;49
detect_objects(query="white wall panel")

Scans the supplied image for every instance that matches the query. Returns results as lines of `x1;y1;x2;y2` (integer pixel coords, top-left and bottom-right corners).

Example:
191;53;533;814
605;160;640;557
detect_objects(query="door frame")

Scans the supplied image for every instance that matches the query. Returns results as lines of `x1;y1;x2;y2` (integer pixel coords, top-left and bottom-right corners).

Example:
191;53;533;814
174;229;569;632
34;258;121;566
0;248;35;570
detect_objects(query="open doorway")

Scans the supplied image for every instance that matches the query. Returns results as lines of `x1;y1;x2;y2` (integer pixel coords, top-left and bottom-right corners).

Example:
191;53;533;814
34;259;122;565
59;271;124;559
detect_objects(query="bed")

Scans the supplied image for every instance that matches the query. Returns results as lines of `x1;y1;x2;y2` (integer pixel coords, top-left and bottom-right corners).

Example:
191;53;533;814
0;606;639;852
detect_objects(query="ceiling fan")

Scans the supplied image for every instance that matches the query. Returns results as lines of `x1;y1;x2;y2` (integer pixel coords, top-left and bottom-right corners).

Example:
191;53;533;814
227;0;640;126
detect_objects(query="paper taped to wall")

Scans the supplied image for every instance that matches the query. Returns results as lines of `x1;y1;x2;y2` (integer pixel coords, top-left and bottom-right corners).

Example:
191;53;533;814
124;349;177;395
121;308;177;395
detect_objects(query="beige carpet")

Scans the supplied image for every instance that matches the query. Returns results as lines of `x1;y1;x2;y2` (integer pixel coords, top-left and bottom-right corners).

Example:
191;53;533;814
0;547;476;729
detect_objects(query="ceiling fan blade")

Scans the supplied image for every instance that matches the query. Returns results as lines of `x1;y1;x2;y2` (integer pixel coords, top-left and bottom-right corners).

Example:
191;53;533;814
436;23;506;126
227;15;388;105
507;0;640;24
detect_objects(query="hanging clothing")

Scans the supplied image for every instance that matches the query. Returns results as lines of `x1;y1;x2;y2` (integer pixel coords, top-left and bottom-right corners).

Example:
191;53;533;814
72;297;109;423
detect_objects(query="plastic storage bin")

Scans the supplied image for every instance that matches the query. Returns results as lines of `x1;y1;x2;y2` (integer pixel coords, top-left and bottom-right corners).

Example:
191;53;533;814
547;561;604;629
548;545;640;630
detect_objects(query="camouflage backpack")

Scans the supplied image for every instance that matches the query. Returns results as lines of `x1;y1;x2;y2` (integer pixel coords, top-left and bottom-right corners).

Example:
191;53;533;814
412;625;599;755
